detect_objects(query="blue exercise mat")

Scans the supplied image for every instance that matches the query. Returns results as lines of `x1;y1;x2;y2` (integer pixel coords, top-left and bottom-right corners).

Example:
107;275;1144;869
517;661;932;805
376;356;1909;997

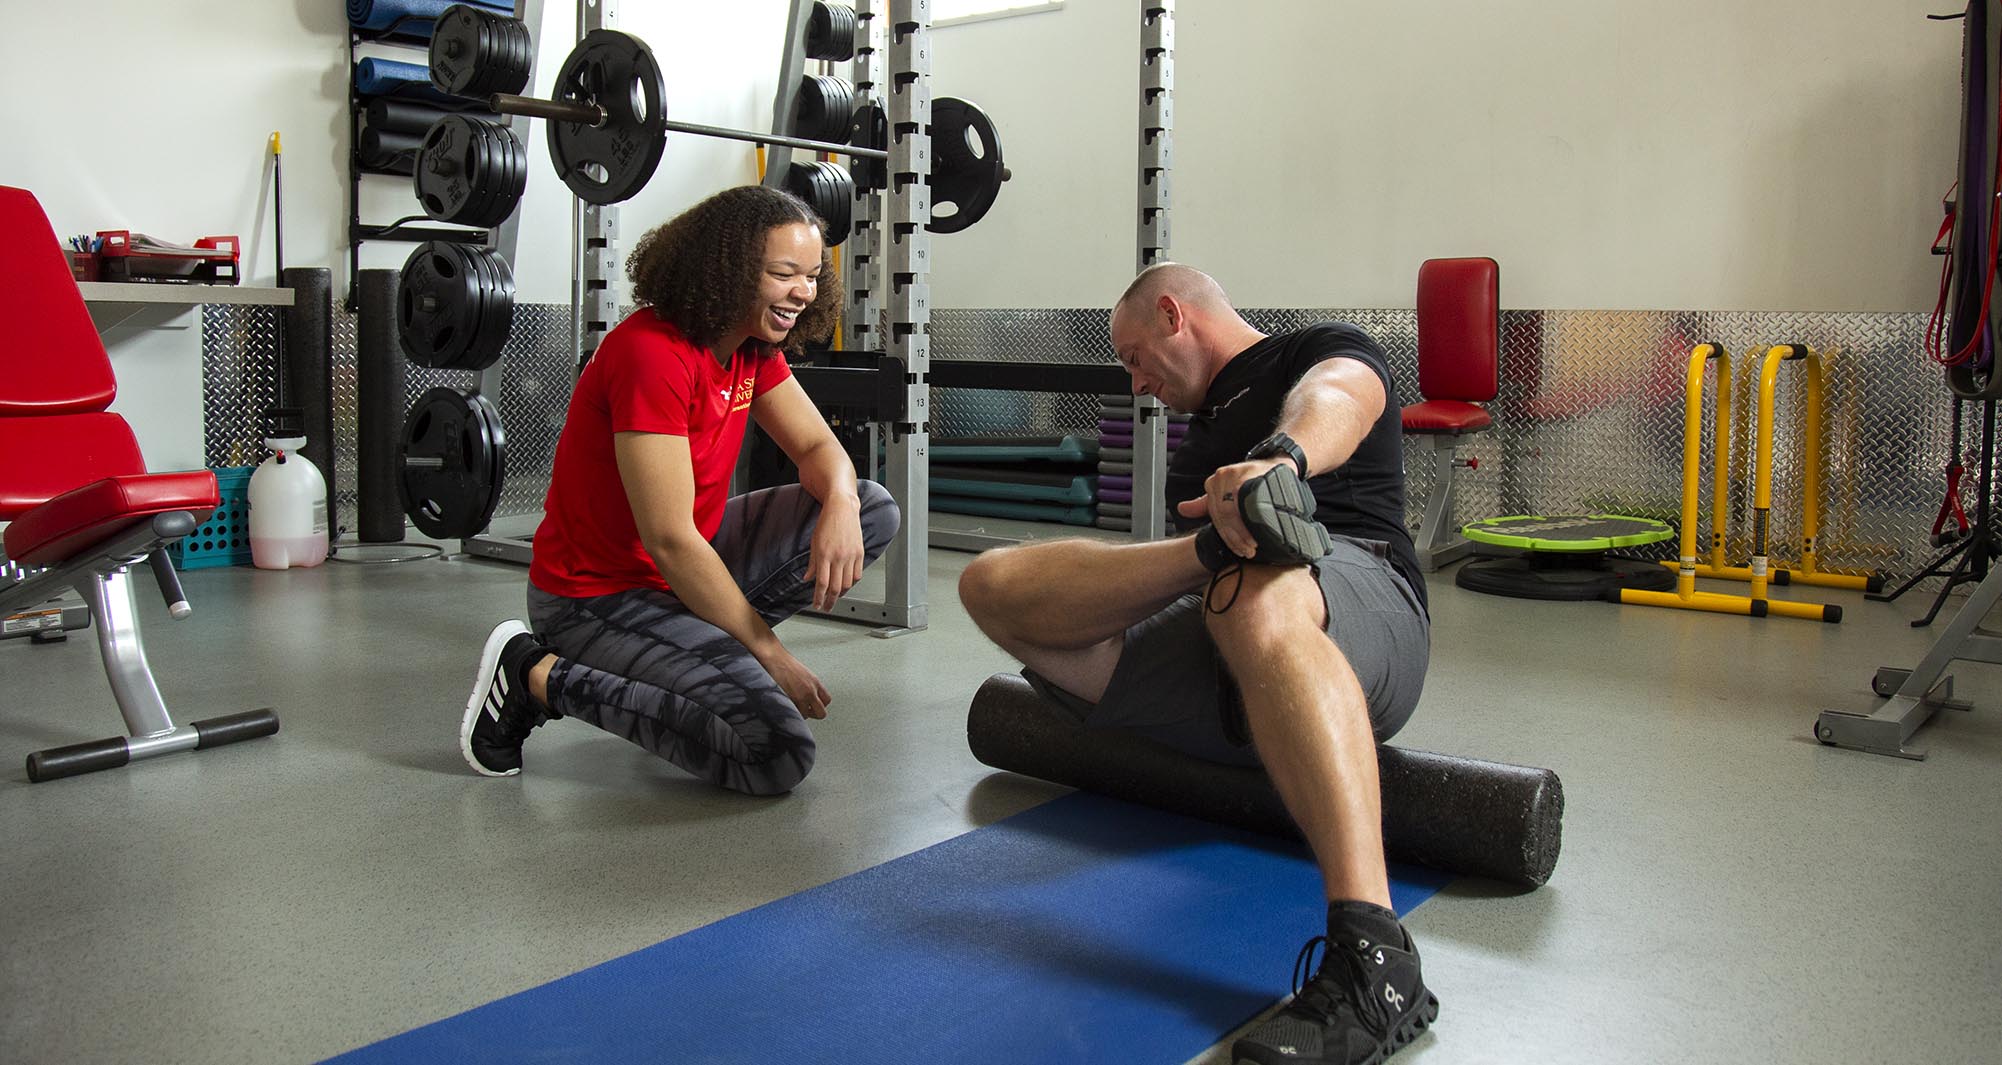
325;792;1448;1065
347;0;515;34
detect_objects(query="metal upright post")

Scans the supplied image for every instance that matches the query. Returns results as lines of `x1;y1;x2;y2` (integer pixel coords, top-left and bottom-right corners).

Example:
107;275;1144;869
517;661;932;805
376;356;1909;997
1131;0;1174;542
847;1;886;356
452;0;548;564
764;0;819;186
821;0;927;635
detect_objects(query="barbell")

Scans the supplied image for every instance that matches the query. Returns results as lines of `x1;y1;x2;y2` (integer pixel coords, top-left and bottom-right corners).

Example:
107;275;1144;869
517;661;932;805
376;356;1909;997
428;14;1007;229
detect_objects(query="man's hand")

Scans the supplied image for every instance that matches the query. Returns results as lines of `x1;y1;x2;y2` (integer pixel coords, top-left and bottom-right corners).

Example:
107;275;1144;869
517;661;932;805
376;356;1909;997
807;495;865;611
1176;456;1290;558
756;644;833;719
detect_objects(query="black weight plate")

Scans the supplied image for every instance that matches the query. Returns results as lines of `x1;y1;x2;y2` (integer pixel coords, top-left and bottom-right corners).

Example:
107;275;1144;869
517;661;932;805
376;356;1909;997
465;390;508;534
548;30;667;206
473;119;523;228
816;161;853;246
501;18;532;94
460;248;517;372
459;118;500;230
794;75;855;144
929;97;1007;234
428;4;485;96
847;101;887;191
397;242;482;368
805;1;857;61
414;117;474;224
398;386;500;540
449;242;496;371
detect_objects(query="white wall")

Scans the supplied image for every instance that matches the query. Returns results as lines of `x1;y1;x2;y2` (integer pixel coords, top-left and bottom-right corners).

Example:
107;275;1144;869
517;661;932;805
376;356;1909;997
928;0;1964;311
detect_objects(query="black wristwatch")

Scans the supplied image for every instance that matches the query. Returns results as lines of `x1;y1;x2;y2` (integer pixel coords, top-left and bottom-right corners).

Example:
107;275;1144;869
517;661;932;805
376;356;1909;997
1247;431;1308;478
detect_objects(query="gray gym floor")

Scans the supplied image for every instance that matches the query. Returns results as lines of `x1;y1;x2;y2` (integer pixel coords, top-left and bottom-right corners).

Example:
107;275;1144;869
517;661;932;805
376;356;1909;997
3;525;2000;1064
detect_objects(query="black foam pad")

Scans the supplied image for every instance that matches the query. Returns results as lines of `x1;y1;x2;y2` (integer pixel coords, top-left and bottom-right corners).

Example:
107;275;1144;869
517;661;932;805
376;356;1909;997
966;672;1564;887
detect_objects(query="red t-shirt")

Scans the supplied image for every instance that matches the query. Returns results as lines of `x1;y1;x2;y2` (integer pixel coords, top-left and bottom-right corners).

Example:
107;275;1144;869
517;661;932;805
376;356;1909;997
528;312;793;598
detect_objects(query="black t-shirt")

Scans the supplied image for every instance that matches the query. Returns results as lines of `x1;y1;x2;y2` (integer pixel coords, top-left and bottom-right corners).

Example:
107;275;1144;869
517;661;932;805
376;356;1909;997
1165;321;1427;612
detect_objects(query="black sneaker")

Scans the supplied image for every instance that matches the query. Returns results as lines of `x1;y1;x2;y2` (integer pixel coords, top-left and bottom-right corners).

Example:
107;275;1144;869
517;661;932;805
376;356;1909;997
459;620;552;777
1238;462;1333;565
1232;923;1439;1065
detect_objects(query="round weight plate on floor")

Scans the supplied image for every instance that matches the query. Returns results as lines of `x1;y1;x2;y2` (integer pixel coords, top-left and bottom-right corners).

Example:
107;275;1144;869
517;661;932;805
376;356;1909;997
398;387;502;540
547;30;668;205
1455;553;1678;602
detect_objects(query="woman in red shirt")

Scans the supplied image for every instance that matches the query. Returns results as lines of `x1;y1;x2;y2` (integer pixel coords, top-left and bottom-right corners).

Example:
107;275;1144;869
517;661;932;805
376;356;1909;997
458;185;899;795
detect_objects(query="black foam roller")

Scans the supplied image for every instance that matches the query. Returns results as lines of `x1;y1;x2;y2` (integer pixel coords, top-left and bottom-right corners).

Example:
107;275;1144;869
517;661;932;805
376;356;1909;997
966;672;1564;887
282;267;336;543
359;127;424;174
355;269;406;542
364;99;502;135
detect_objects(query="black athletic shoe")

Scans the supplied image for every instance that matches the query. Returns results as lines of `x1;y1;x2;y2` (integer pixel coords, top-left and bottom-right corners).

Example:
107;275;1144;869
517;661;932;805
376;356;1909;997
1193;463;1333;575
1232;920;1439;1065
459;620;552;777
1238;462;1333;566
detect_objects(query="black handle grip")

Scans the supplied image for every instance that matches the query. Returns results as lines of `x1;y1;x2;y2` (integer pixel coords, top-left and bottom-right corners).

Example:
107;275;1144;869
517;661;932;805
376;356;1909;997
27;738;130;782
147;550;190;619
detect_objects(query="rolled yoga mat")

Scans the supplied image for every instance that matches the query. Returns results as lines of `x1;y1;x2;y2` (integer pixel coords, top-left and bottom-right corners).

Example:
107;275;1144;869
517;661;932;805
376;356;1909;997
967;672;1564;888
347;0;514;34
353;58;457;104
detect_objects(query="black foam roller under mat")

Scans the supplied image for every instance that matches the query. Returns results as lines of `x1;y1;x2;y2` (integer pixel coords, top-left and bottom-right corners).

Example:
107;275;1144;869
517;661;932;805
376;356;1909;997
967;672;1564;887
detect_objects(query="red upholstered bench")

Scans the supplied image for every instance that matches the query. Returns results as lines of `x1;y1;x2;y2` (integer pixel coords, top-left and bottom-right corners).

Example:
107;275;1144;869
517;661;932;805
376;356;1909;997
1401;257;1499;572
0;184;278;782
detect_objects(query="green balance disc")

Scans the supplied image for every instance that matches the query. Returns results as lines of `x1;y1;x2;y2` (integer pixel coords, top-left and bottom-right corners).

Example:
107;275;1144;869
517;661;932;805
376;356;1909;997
1455;514;1676;601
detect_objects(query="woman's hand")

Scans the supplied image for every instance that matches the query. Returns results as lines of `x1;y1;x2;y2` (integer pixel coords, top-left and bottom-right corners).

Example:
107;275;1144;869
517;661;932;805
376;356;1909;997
807;496;865;611
756;644;833;719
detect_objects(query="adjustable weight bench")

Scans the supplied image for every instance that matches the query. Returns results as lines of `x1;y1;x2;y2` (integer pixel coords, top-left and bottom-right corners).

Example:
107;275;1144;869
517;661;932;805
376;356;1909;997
0;184;278;782
1402;257;1500;572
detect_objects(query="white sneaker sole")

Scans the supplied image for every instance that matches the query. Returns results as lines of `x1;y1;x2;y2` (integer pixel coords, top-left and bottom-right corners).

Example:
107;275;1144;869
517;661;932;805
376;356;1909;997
460;619;532;777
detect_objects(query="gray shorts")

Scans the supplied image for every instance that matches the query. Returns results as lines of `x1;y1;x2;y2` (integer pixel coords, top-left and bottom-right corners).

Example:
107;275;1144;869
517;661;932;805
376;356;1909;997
1028;535;1429;767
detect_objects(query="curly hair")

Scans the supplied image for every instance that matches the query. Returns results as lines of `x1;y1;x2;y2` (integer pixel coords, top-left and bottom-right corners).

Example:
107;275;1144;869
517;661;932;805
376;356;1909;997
626;185;841;355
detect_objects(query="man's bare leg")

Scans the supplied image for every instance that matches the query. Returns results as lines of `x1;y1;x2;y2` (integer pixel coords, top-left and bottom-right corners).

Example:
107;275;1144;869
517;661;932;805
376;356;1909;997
1202;564;1389;906
959;537;1208;702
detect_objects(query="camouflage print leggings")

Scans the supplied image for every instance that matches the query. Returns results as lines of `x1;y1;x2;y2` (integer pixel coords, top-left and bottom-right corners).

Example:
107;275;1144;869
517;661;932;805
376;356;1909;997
526;481;899;796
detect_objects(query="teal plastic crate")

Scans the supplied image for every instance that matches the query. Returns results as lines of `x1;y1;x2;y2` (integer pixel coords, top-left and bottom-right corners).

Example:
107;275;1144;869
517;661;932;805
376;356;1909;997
168;467;254;569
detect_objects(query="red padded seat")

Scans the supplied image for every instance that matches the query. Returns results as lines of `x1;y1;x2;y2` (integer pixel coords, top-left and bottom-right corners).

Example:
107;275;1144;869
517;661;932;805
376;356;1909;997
1401;400;1494;434
4;472;218;566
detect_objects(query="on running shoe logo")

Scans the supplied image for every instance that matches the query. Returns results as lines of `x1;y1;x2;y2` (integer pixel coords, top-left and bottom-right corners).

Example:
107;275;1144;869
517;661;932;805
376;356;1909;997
1383;985;1406;1009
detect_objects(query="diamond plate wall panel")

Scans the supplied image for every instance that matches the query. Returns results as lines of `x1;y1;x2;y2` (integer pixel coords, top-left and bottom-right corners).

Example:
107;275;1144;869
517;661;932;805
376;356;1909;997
203;305;1956;580
200;306;284;469
202;304;577;536
931;309;1109;438
931;307;1956;581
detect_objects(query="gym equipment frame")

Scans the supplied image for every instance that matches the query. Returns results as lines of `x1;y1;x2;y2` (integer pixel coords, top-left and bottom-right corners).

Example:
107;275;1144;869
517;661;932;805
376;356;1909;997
1621;343;1841;622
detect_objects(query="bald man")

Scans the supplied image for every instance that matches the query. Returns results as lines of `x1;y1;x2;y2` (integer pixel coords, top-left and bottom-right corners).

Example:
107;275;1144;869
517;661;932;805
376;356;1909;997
959;264;1436;1065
